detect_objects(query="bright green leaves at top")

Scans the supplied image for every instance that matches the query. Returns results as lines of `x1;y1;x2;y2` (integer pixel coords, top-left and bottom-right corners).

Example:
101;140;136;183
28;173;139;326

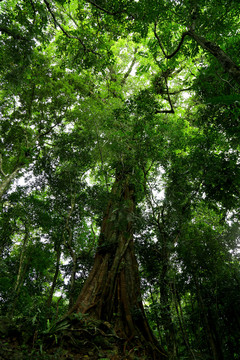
48;0;116;71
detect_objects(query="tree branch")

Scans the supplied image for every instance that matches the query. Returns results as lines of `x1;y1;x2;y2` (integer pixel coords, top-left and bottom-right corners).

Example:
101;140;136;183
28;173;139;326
0;154;7;177
0;167;22;200
155;76;174;114
86;0;126;16
165;87;192;95
215;72;238;92
154;22;189;59
164;75;174;112
188;29;240;85
43;0;98;55
154;21;240;85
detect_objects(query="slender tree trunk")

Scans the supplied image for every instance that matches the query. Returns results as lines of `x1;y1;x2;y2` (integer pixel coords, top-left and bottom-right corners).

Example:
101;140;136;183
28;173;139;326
46;243;61;308
68;245;77;310
61;194;78;310
149;287;162;341
160;284;177;358
68;168;167;359
11;262;30;315
10;226;30;314
172;282;196;360
152;211;177;359
14;227;29;293
158;249;177;358
193;276;224;360
159;240;177;358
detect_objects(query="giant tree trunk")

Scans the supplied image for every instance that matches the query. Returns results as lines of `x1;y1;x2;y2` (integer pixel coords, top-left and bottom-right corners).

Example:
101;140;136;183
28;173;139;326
68;168;167;359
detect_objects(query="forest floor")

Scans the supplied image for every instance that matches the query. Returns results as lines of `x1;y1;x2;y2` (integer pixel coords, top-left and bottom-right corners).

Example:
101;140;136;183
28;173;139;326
0;316;153;360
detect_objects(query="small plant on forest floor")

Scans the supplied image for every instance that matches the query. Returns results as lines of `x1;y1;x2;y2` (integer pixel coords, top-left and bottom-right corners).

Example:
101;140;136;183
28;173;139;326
43;318;70;335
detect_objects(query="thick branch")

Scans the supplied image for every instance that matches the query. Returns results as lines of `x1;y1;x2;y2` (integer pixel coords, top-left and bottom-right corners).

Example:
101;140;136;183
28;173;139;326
188;29;240;85
155;109;174;114
154;22;189;59
154;21;240;85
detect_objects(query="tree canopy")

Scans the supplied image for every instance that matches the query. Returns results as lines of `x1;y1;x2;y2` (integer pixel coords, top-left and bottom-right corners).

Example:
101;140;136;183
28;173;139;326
0;0;240;359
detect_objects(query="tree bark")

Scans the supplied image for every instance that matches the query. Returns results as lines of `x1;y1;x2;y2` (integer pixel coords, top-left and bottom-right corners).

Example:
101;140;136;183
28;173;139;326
68;168;167;359
188;30;240;85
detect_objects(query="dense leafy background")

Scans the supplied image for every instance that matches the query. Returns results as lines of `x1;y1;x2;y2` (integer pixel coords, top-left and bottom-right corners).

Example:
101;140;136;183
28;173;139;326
0;0;240;359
